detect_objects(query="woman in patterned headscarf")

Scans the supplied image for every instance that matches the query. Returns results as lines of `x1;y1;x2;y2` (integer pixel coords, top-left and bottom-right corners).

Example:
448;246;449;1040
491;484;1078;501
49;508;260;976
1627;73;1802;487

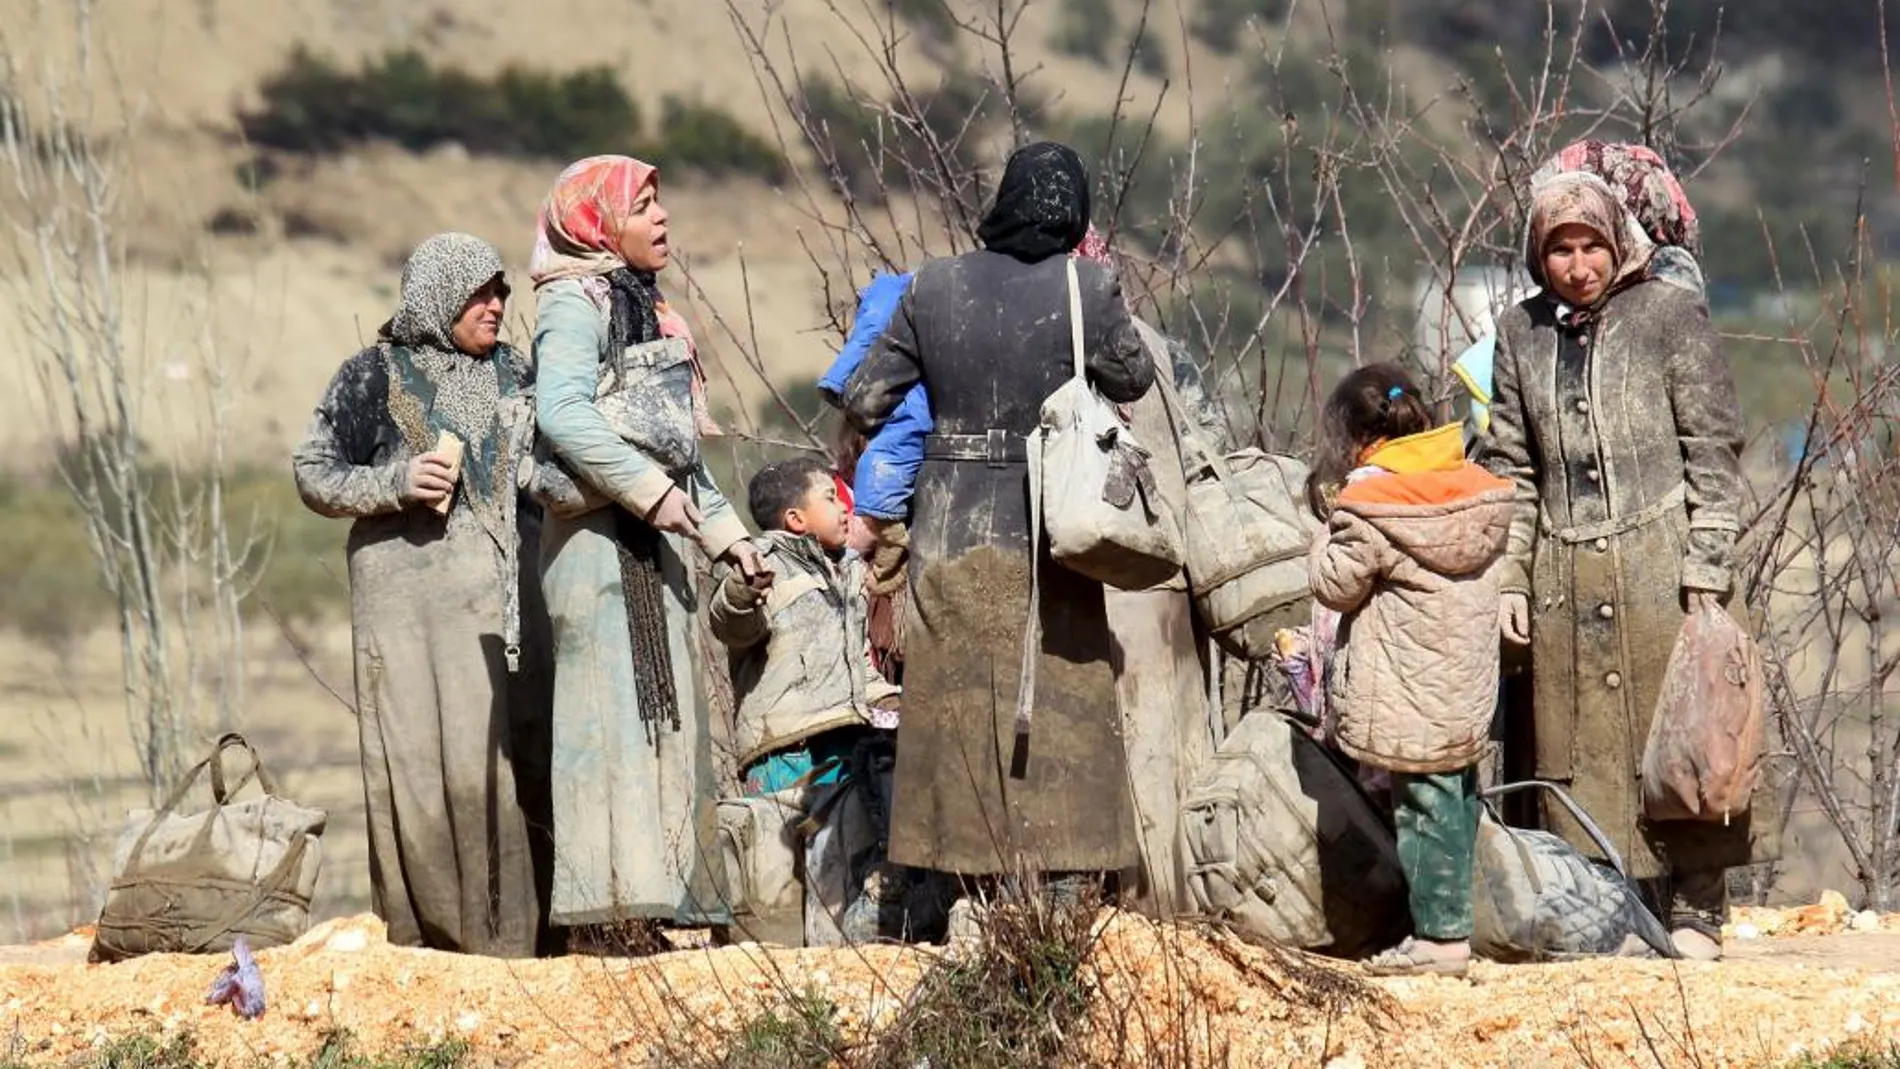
1482;171;1774;961
1527;139;1706;298
293;232;553;958
528;156;769;944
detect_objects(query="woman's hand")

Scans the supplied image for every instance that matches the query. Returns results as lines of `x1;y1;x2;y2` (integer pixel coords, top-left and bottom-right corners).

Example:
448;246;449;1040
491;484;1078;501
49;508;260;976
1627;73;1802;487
1499;591;1532;646
724;541;775;593
645;485;704;538
402;453;457;508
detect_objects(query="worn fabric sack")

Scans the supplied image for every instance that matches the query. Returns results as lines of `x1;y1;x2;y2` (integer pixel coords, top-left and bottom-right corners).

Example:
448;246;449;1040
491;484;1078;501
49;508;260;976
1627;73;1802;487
715;789;806;947
91;734;326;963
597;336;700;473
1473;781;1676;961
1149;370;1320;660
1180;708;1408;956
1028;257;1185;593
529;335;700;519
1641;601;1766;823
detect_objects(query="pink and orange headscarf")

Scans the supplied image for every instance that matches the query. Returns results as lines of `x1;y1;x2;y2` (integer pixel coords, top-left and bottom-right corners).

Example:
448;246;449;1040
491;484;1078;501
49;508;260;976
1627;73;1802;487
530;154;660;286
530;155;719;435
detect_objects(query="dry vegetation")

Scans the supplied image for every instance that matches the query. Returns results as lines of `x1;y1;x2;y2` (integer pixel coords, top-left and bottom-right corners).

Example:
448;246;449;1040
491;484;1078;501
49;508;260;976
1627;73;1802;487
0;1;1892;1064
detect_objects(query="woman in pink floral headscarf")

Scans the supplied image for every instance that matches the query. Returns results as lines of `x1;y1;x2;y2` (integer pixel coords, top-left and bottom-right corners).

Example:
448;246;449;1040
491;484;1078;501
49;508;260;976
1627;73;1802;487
530;155;769;944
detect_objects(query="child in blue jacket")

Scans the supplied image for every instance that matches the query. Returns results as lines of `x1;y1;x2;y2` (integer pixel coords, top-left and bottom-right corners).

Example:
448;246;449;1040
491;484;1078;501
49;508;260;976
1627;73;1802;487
818;272;931;681
817;272;932;524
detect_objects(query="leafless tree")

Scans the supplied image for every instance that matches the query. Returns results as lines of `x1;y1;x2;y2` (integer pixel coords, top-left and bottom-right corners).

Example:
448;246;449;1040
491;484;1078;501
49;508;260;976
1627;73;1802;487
0;0;262;806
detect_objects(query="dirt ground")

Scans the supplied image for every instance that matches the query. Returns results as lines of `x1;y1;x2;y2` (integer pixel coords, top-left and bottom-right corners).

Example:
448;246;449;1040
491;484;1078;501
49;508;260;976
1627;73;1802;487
0;904;1897;1069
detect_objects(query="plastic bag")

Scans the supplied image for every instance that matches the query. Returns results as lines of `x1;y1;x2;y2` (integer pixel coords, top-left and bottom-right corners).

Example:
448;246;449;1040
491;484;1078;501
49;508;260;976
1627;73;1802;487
1640;602;1766;823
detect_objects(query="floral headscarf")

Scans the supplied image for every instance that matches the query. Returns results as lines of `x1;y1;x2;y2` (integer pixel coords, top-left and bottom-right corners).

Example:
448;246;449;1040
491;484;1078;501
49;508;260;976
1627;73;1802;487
530;155;656;285
1525;171;1656;309
1530;139;1700;256
529;155;718;435
1075;223;1112;265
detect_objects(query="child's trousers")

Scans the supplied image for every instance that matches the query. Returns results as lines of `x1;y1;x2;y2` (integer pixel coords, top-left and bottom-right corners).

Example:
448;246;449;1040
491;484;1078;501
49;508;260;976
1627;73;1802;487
1392;767;1480;941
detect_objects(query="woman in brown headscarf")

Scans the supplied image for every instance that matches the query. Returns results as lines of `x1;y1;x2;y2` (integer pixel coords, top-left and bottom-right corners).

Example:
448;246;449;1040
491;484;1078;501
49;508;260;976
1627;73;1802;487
1482;171;1774;961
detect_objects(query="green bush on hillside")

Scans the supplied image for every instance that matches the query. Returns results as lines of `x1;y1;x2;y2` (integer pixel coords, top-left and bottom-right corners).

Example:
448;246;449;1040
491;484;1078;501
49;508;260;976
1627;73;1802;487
1192;0;1290;53
239;49;790;185
796;73;996;203
658;98;789;183
242;47;640;160
1051;0;1117;63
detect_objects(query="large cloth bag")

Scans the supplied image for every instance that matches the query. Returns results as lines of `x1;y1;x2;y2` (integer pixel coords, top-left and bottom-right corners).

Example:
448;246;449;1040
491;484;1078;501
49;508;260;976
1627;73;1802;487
1150;368;1321;660
1027;257;1185;592
91;734;326;963
1640;600;1766;823
531;334;701;519
1178;708;1408;956
715;789;807;947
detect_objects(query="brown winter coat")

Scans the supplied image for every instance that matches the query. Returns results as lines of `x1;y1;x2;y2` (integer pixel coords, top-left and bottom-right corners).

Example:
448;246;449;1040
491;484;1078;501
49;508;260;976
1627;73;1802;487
1309;425;1516;773
1483;277;1776;880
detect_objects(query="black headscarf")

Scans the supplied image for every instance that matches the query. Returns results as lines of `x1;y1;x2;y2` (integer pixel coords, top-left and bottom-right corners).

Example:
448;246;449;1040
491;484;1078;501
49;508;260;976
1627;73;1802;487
976;142;1091;263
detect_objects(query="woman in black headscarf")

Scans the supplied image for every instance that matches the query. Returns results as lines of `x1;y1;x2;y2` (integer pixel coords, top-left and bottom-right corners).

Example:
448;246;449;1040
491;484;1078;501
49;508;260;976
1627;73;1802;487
843;142;1155;903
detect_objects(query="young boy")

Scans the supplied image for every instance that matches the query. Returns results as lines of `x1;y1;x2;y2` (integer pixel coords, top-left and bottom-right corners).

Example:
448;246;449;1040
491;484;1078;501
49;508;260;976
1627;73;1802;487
710;457;901;946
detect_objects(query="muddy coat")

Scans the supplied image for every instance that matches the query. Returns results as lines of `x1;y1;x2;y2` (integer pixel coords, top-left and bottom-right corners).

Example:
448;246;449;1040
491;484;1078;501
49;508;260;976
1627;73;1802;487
843;249;1154;876
1484;278;1772;880
1108;319;1222;916
1310;426;1515;774
292;334;552;958
534;278;749;927
710;532;899;770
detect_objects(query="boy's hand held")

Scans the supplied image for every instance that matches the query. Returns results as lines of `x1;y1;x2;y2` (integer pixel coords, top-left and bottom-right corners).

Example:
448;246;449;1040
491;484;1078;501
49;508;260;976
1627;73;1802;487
725;541;775;591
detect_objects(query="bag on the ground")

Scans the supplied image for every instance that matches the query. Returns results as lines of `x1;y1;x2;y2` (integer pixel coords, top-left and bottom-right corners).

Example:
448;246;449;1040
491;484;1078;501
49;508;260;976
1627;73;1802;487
1641;600;1766;824
1180;708;1408;956
1028;257;1185;592
91;734;327;963
715;789;807;947
1472;781;1676;961
1149;370;1321;661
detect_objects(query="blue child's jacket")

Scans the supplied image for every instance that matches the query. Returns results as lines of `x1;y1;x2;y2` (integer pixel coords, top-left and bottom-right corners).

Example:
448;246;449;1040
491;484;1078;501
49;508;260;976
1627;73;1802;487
818;272;933;520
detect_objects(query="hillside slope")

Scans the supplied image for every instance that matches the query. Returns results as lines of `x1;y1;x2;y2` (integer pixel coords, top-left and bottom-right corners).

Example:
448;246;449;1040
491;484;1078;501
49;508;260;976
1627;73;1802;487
0;0;1260;466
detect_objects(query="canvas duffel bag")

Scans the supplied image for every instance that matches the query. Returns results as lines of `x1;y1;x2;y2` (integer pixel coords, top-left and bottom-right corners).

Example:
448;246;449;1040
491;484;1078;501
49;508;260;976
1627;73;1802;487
1180;709;1408;956
1150;368;1321;661
91;733;326;963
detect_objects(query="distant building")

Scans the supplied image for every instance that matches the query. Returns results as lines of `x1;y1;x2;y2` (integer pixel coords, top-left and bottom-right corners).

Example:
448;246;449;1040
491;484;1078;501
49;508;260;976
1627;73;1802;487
1410;264;1534;370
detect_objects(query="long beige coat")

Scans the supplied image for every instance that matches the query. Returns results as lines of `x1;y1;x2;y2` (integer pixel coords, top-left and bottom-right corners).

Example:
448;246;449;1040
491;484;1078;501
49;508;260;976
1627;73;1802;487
1484;278;1776;880
1107;319;1221;917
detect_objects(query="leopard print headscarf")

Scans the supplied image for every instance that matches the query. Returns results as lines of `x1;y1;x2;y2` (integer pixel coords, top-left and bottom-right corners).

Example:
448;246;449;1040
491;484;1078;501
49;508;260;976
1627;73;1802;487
381;232;508;352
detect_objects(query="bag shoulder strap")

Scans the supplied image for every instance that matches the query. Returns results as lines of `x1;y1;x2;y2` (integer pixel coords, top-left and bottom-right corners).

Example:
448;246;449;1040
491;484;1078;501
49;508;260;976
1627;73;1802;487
1014;432;1044;780
1144;337;1225;479
1065;257;1086;380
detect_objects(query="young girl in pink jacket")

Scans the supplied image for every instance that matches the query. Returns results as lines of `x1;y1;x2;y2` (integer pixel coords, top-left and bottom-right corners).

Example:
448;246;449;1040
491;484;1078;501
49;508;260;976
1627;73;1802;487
1306;363;1516;977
